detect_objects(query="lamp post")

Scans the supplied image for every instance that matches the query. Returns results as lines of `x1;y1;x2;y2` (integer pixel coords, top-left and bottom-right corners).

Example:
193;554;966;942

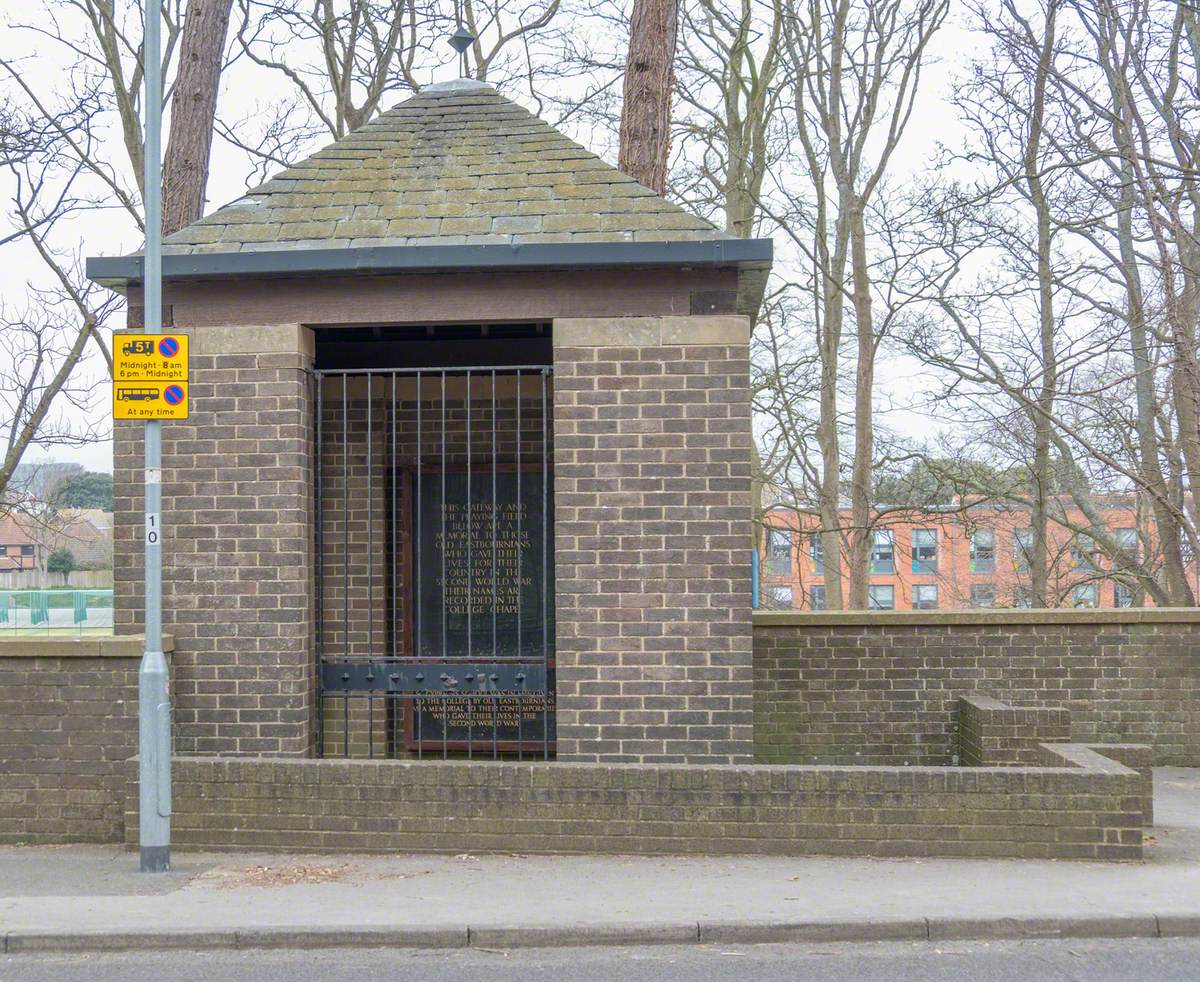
138;0;172;873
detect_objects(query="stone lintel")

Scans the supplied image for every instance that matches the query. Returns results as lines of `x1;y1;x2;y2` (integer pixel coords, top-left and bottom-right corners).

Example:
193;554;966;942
554;315;750;347
0;635;175;658
114;324;314;358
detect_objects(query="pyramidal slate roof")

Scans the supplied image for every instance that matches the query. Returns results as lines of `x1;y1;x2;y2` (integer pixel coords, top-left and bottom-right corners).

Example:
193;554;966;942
165;78;725;254
87;78;771;304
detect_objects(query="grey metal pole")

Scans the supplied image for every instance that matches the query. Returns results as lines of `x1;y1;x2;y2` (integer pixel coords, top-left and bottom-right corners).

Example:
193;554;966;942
139;0;171;873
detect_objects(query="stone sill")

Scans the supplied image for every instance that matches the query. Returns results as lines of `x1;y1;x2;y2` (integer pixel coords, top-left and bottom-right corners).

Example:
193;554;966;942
753;608;1200;627
0;635;175;658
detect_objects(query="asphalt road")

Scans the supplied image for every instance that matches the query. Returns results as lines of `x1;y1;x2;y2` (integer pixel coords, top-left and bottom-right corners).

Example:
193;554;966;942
2;939;1200;982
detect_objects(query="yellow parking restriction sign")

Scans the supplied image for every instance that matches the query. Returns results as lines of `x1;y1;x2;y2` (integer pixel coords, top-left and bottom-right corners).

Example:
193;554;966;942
113;380;189;420
114;334;189;381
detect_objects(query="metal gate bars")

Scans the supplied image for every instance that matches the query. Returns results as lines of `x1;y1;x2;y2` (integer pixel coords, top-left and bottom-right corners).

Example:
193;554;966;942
314;365;555;760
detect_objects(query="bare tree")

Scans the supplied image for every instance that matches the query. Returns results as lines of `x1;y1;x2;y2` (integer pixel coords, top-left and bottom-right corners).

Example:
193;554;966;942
674;0;783;238
0;290;115;507
904;0;1200;605
459;0;564;85
770;0;948;608
233;0;429;140
0;0;215;506
230;0;565;163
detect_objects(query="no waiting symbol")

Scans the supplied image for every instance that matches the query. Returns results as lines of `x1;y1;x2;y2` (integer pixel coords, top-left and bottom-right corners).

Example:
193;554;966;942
163;384;185;406
158;337;180;358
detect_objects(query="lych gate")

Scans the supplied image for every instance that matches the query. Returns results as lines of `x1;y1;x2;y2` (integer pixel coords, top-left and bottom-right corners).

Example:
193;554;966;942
92;77;771;767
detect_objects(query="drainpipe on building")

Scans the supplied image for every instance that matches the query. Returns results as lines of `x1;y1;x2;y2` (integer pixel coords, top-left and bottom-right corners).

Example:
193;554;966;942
138;0;172;873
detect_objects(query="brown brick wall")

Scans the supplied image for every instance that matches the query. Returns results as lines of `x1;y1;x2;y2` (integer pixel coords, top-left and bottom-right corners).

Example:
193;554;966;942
0;639;161;843
754;611;1200;767
552;316;754;764
114;325;316;755
129;747;1145;860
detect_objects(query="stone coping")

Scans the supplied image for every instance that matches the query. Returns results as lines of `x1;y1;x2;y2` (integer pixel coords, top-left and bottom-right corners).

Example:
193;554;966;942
753;608;1200;627
0;635;174;658
166;742;1135;779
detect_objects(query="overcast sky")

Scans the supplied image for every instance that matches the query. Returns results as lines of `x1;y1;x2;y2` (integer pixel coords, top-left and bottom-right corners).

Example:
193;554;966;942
2;5;977;478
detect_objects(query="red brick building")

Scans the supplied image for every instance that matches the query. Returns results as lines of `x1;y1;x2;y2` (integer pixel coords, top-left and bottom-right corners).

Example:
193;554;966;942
758;498;1192;610
0;515;40;572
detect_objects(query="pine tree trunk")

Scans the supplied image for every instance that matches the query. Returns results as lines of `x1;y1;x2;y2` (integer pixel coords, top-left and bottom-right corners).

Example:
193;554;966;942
618;0;679;194
162;0;234;235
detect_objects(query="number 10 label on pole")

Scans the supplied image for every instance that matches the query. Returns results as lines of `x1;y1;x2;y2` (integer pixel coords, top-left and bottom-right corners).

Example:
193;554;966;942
146;513;160;545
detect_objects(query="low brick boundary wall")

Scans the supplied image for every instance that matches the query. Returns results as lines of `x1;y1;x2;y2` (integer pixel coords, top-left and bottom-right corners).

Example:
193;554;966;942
754;609;1200;767
959;695;1071;766
128;748;1145;861
0;637;171;843
1072;743;1154;827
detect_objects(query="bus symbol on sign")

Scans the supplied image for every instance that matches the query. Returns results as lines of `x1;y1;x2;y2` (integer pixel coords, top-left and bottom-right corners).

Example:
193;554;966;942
117;386;159;403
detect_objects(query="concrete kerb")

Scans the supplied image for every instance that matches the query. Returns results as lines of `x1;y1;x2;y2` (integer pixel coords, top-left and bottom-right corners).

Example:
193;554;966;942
6;915;1200;954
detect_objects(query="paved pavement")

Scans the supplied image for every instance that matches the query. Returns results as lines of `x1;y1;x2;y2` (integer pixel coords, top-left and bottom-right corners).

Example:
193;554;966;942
4;939;1200;982
0;768;1197;954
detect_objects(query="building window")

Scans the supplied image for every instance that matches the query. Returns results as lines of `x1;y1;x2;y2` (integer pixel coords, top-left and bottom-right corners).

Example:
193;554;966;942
765;528;792;576
809;585;827;610
1013;585;1034;608
808;533;824;576
912;584;938;610
20;544;34;557
971;584;996;607
1071;533;1099;574
1114;582;1135;608
969;528;996;574
870;529;895;574
767;585;793;609
911;528;937;574
1072;583;1099;608
1114;527;1139;566
1014;528;1033;573
868;584;895;610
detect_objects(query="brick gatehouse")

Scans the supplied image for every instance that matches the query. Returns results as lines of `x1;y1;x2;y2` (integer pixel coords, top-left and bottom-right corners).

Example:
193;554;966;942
91;77;773;767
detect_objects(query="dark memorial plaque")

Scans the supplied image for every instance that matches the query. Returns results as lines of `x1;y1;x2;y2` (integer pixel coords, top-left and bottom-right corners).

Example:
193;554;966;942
406;467;554;751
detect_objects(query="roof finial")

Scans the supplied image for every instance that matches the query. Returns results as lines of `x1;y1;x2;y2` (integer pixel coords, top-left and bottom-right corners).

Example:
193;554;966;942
448;24;476;79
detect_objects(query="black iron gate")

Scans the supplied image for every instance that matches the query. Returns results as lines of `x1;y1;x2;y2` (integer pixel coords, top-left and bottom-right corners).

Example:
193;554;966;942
314;365;555;760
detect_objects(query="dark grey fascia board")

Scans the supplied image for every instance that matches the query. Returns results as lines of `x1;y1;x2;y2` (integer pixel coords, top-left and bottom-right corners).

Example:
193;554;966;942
86;239;774;287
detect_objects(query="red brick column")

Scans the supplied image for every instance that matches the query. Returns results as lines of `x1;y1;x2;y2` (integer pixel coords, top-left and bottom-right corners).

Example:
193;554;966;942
114;324;316;755
552;316;754;763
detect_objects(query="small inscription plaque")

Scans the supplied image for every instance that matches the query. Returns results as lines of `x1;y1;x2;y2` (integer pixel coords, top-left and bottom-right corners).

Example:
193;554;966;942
407;468;554;750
